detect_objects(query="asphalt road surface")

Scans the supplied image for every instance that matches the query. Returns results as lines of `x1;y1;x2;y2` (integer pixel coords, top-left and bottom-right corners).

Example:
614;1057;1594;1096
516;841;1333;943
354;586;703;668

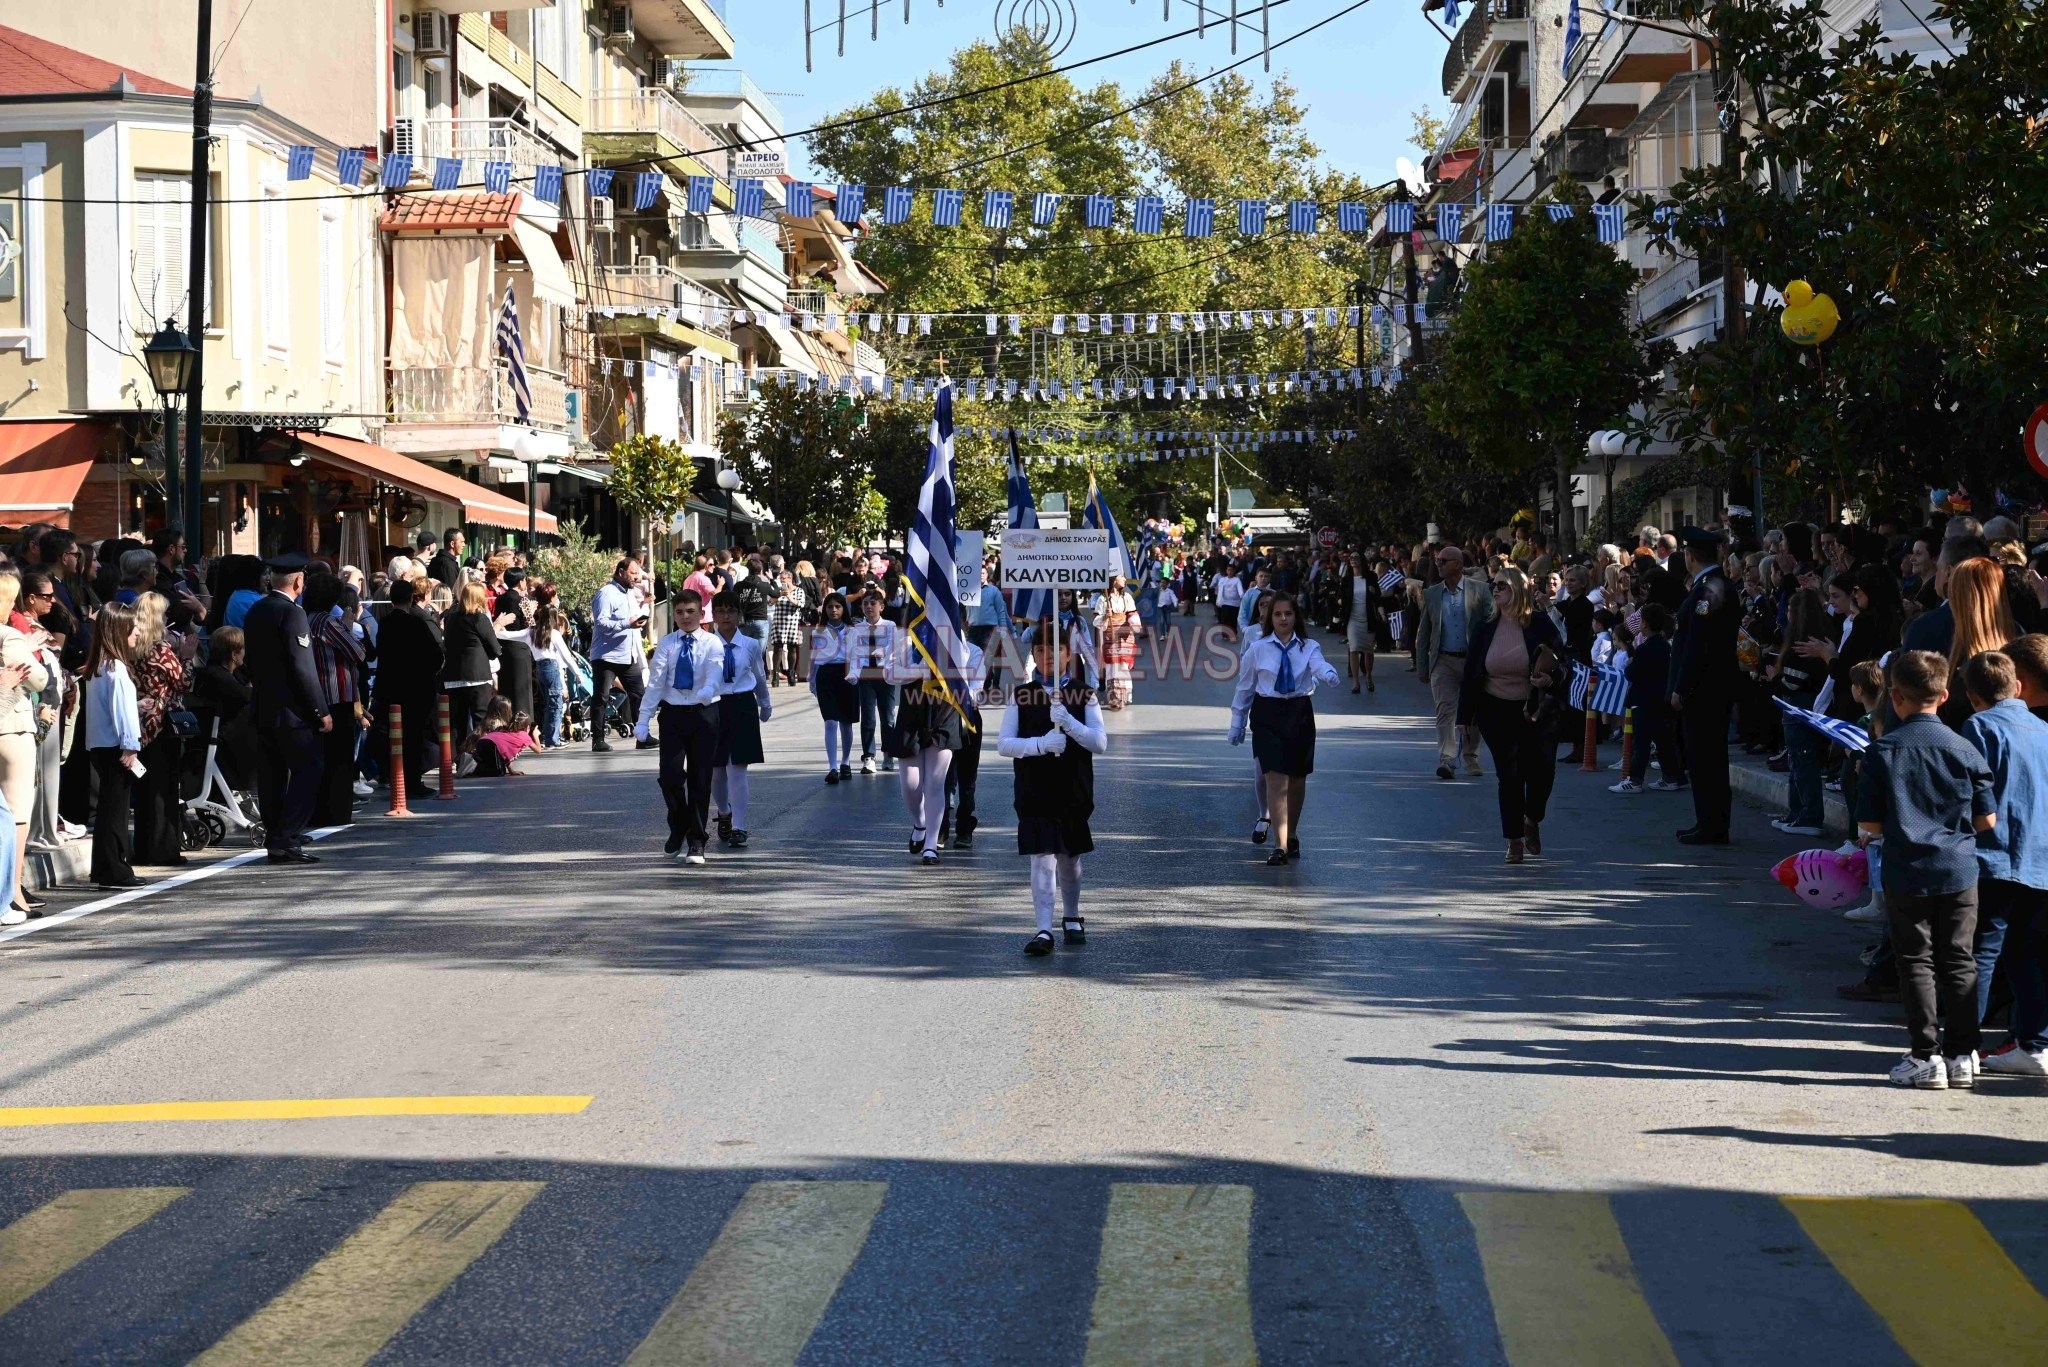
2;623;2044;1364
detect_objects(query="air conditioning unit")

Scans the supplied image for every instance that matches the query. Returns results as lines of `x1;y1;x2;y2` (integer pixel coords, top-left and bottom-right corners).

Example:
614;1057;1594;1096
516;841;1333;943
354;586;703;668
603;4;635;46
652;58;687;89
391;117;418;161
411;10;452;57
589;195;615;229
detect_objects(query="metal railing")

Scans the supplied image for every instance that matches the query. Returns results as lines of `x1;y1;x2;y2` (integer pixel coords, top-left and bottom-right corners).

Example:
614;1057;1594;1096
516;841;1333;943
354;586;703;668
785;288;833;317
416;117;551;173
592;264;731;329
677;66;782;128
738;219;784;266
587;87;724;161
1442;0;1530;96
388;359;571;433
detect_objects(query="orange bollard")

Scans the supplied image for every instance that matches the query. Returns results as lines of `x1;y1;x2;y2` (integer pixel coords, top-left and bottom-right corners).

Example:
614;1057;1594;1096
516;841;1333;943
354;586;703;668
1579;705;1600;772
1620;708;1636;780
386;704;413;817
438;692;456;799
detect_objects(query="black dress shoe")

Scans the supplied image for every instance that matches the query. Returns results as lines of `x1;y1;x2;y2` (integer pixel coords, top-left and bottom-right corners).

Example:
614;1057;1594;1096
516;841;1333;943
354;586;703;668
1676;829;1730;846
1265;849;1290;866
267;849;321;864
1436;764;1455;781
592;741;613;753
96;877;145;889
663;835;683;856
1676;825;1699;839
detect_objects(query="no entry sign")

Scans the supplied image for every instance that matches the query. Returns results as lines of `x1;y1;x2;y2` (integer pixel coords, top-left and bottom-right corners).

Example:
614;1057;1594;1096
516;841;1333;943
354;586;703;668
2026;402;2048;481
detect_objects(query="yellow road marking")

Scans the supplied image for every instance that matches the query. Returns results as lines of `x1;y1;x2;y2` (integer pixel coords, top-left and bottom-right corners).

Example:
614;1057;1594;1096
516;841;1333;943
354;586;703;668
0;1187;189;1317
0;1095;593;1127
1784;1196;2048;1365
627;1180;887;1367
1458;1191;1678;1367
192;1180;543;1366
1085;1182;1257;1367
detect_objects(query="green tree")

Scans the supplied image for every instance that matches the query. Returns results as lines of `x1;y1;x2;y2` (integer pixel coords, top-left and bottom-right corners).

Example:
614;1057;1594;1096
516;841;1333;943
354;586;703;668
716;385;873;548
530;522;619;621
604;434;697;548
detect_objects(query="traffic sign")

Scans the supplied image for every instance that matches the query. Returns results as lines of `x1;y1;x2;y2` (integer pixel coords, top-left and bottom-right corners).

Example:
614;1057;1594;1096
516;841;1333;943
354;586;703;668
1316;526;1338;550
2026;402;2048;481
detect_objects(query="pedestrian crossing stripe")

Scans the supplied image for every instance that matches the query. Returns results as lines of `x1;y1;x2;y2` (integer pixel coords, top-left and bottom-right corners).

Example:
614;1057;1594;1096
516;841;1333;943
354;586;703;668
1087;1183;1257;1366
0;1187;189;1319
1784;1196;2048;1365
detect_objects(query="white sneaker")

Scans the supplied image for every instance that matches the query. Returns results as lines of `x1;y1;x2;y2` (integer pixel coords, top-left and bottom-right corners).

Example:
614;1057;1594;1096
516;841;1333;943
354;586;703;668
1979;1046;2048;1076
1647;779;1686;792
1947;1053;1978;1089
1609;779;1644;794
1843;898;1886;923
1777;822;1826;837
860;757;877;774
59;820;85;839
686;852;706;866
883;757;898;772
1609;758;1626;771
1889;1054;1947;1089
351;780;375;798
0;906;24;926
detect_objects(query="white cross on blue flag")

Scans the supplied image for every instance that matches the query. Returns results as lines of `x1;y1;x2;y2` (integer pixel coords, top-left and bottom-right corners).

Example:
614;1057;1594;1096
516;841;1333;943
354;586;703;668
983;189;1013;228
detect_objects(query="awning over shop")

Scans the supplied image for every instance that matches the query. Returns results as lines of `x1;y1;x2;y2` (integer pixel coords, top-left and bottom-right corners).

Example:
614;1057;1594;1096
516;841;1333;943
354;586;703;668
511;217;577;310
0;421;103;523
297;432;557;534
748;317;817;376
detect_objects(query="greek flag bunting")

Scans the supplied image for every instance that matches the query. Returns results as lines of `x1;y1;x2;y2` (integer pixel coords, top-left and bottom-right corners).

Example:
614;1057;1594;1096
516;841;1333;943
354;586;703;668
1773;697;1872;752
687;176;714;214
587;168;614;197
634;171;664;211
786;181;812;217
881;185;913;224
906;380;968;691
1438;203;1464;241
286;145;315;181
495;285;531;426
1133;195;1164;234
482;161;512;195
1547;203;1575;222
1384;200;1415;235
1238;199;1268;236
932;188;963;226
1085;193;1115;228
1031;191;1060;225
1337;201;1370;233
1185;197;1215;237
381;154;412;189
337;148;366;186
736;178;765;218
1287;200;1318;234
1594;202;1626;242
983;189;1013;228
1005;432;1053;627
1487;202;1515;241
837;184;865;222
533;164;563;205
433;157;463;191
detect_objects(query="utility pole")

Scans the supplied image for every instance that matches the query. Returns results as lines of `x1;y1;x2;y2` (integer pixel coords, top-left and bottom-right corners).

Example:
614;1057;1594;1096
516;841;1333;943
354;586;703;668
182;0;215;556
1396;184;1423;363
1352;278;1366;423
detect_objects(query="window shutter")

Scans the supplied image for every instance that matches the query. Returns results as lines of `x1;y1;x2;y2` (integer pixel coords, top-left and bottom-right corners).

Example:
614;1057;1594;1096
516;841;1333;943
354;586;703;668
320;213;344;362
262;191;288;348
131;178;161;329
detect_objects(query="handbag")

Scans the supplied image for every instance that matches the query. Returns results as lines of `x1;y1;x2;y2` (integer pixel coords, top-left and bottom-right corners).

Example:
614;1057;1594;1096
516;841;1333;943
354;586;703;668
169;709;201;739
1522;643;1562;733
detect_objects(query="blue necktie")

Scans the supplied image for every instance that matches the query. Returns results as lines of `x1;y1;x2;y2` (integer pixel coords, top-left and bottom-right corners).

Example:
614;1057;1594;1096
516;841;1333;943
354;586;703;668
672;636;695;692
723;639;738;684
1275;638;1297;694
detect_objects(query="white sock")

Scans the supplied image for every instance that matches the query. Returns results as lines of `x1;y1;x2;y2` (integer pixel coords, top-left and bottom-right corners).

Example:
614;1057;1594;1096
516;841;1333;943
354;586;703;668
824;723;842;770
1030;854;1057;932
920;749;952;851
724;766;750;829
899;759;922;831
1057;854;1082;920
711;767;728;819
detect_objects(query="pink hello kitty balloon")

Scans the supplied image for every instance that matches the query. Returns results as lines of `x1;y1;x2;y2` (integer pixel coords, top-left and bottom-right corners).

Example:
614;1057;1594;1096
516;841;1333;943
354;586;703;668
1772;847;1869;910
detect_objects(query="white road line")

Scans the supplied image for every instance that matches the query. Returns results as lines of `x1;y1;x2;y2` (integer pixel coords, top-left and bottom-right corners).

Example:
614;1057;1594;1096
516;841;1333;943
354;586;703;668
0;826;347;946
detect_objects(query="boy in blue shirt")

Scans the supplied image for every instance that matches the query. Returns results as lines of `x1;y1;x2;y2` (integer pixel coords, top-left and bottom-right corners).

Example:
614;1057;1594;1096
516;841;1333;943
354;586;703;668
1854;650;1995;1089
1962;651;2048;1075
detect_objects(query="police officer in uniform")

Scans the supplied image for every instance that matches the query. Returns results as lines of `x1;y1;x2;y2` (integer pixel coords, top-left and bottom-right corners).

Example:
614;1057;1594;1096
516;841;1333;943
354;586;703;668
243;553;330;863
1668;527;1740;845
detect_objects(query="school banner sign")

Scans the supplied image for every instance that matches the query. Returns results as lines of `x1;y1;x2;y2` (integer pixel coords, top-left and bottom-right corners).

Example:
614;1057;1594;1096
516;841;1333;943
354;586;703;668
1000;529;1110;591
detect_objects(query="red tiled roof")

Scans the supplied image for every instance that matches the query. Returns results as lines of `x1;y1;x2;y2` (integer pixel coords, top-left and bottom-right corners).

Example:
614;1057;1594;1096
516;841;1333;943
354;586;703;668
0;25;187;98
379;191;524;234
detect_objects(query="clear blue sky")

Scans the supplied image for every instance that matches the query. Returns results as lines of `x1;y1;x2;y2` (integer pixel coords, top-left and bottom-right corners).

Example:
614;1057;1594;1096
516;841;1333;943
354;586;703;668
722;0;1451;185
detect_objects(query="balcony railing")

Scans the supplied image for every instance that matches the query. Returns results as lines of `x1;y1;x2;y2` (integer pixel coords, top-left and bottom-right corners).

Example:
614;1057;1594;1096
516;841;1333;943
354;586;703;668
1442;0;1530;97
592;264;732;330
785;288;832;317
388;359;571;433
738;219;784;266
587;87;723;161
413;117;552;173
677;66;783;127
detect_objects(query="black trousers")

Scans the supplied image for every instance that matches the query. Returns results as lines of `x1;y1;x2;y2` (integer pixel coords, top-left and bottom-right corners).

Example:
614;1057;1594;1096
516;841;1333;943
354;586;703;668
658;702;720;849
591;658;646;748
1680;690;1733;835
1471;692;1557;840
257;723;324;854
444;684;493;754
1889;885;1981;1059
944;705;983;836
133;728;184;865
1628;707;1686;785
89;747;135;885
317;705;358;827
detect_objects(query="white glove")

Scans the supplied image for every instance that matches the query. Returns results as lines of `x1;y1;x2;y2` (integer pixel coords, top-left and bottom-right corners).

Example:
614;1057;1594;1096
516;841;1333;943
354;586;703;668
1228;722;1247;746
1048;701;1074;733
1040;729;1068;756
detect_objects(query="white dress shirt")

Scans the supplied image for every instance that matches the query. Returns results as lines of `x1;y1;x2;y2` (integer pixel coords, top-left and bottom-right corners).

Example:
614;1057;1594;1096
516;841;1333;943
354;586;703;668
711;629;773;716
1230;632;1340;729
845;619;898;680
635;628;724;739
809;623;851;667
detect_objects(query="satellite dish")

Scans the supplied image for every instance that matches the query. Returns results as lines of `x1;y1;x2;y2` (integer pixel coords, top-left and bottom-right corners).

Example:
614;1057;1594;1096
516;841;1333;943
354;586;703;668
1394;156;1427;197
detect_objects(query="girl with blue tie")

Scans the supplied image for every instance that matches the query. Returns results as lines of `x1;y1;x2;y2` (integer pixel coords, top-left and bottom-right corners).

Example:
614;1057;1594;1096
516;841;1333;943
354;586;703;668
1230;594;1339;866
808;592;858;783
709;592;773;848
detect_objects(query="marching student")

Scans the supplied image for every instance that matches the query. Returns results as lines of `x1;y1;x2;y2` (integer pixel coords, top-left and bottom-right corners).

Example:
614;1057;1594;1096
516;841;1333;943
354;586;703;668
634;588;724;866
886;627;967;866
941;632;990;849
1230;593;1340;866
1243;591;1277;844
999;621;1108;955
846;588;900;774
709;591;774;848
809;591;858;783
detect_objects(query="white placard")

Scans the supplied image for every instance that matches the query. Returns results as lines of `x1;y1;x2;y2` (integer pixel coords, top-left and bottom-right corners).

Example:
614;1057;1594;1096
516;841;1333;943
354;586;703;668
954;531;985;605
734;151;787;179
1000;528;1111;591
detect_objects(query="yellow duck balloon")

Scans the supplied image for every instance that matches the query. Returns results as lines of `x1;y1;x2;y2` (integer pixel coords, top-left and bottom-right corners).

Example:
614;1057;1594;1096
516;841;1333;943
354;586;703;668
1780;279;1840;345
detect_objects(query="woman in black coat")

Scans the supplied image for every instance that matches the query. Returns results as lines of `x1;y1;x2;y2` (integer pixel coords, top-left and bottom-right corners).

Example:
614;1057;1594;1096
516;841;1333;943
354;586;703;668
438;580;500;751
373;578;444;797
1457;566;1564;864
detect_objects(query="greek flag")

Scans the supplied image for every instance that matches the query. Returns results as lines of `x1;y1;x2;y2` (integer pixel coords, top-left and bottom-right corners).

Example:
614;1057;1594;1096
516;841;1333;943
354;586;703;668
1005;432;1053;627
882;185;913;224
983;189;1013;228
687;175;714;214
906;380;968;688
1085;193;1115;228
1287;200;1318;234
1547;203;1575;222
634;171;663;211
1564;0;1582;75
787;181;813;217
1443;0;1460;23
837;184;865;222
1487;202;1515;241
1438;203;1464;241
1185;197;1215;237
495;284;530;426
1378;568;1406;595
1238;199;1268;236
1593;203;1626;242
1385;200;1415;235
932;188;964;226
1134;195;1164;234
588;168;615;197
1773;697;1872;752
337;148;366;186
1337;201;1370;233
1570;662;1631;714
433;157;463;191
1031;191;1060;225
1083;476;1134;582
736;177;765;218
381;154;413;189
286;145;315;181
482;160;512;195
532;164;562;205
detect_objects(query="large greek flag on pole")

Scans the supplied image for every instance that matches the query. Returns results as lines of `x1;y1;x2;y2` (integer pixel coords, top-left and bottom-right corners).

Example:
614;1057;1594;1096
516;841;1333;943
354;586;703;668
1083;476;1134;581
1006;431;1053;626
906;379;967;688
1773;696;1871;752
496;285;531;425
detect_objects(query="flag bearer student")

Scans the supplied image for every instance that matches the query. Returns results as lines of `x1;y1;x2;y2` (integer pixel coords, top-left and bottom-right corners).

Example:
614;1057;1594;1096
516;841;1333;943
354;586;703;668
709;591;773;848
635;588;724;866
1000;620;1108;956
939;633;990;849
886;624;969;866
1230;592;1340;867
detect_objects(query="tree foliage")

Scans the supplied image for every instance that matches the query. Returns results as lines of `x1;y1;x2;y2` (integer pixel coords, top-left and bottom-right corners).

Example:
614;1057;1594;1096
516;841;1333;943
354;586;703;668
530;522;618;621
604;433;697;532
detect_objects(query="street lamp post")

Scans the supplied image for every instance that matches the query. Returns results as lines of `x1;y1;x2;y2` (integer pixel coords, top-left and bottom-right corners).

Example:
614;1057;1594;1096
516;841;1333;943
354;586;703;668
716;463;742;547
513;428;544;548
142;321;199;538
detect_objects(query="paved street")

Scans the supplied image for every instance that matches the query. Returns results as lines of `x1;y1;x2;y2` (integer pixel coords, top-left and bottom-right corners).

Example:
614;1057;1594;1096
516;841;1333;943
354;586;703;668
2;628;2045;1364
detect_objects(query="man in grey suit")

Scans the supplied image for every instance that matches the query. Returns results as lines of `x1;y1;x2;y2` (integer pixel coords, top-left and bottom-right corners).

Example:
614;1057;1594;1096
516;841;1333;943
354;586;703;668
1415;546;1495;779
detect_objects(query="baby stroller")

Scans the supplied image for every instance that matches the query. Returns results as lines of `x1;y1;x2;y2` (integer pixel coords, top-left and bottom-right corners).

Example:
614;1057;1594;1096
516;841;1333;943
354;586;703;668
561;650;633;744
181;715;264;850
